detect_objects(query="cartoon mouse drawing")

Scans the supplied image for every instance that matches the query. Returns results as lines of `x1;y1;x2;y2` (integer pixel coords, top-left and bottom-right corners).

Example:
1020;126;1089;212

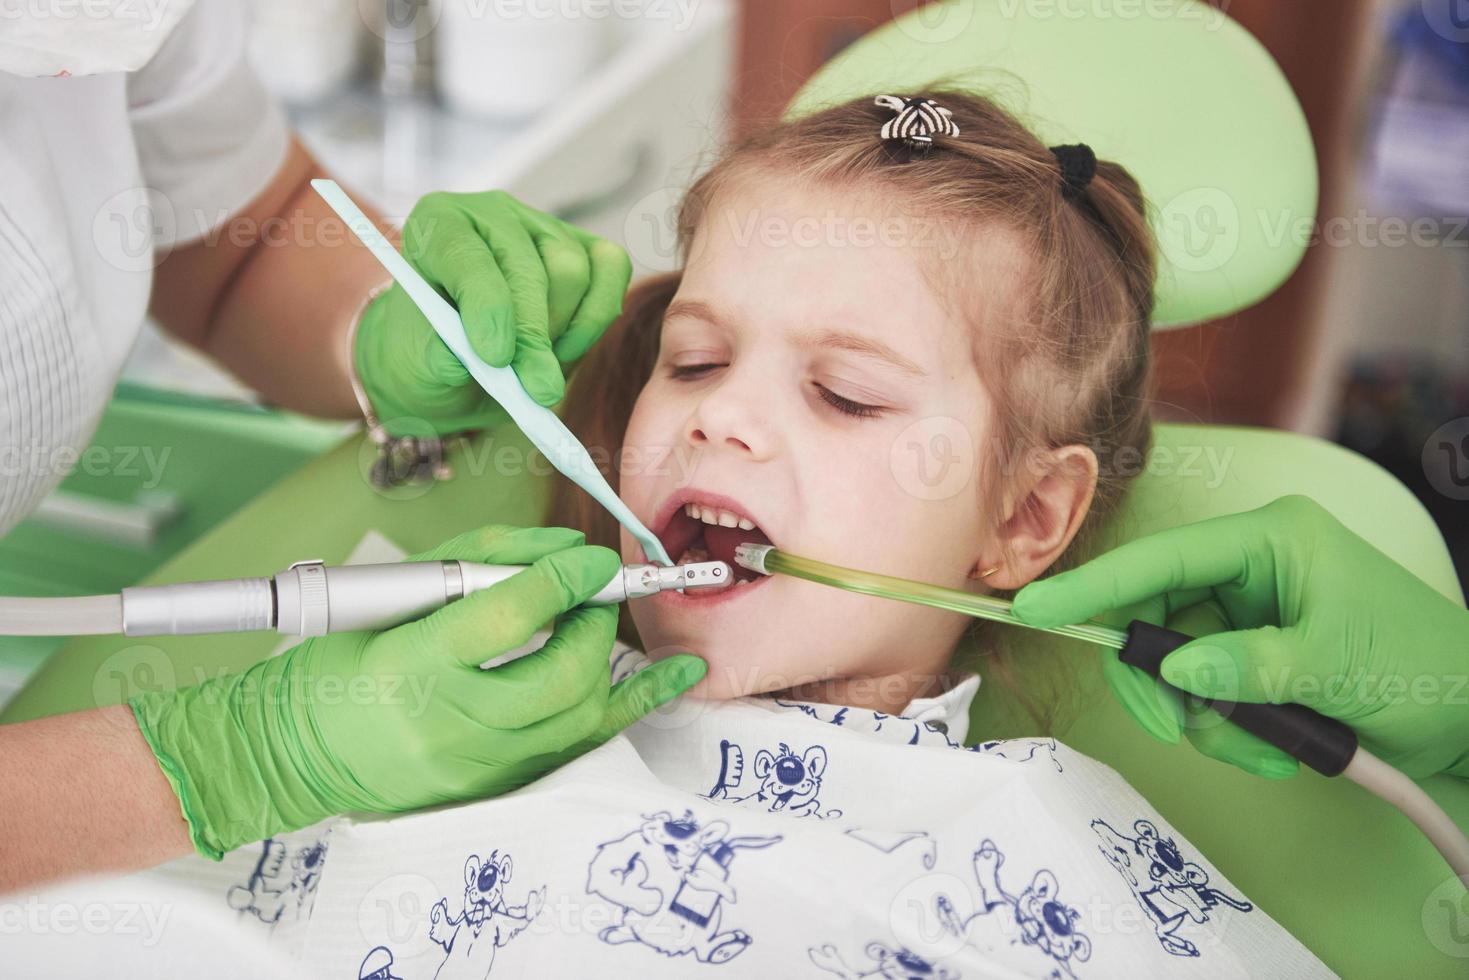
586;809;782;964
706;739;843;819
1091;818;1252;958
291;838;328;913
357;945;404;980
933;840;1091;979
226;838;291;924
428;850;544;979
809;941;959;979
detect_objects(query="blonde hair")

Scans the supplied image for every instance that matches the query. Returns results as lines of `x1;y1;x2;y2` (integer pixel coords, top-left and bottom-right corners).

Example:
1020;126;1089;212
550;91;1157;729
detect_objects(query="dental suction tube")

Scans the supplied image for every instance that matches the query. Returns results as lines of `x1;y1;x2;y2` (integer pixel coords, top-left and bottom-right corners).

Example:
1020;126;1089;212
0;559;731;639
734;543;1469;880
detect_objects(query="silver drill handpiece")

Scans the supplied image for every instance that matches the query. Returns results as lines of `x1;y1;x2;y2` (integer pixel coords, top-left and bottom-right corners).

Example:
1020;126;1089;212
118;560;733;637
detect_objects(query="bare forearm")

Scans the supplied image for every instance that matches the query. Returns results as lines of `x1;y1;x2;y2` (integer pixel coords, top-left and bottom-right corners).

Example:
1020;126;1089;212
0;706;193;892
149;138;397;418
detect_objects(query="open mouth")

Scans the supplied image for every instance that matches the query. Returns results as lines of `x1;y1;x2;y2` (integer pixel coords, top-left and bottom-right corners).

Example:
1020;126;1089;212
654;491;774;589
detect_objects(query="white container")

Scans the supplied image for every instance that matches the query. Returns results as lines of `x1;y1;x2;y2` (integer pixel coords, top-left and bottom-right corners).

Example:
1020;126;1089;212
247;0;362;105
434;0;611;120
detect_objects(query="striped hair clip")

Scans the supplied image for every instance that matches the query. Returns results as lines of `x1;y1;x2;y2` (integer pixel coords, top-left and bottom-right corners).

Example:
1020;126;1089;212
875;95;960;150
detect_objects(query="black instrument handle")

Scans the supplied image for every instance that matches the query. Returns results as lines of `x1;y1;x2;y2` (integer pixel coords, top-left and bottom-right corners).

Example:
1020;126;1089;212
1121;621;1358;777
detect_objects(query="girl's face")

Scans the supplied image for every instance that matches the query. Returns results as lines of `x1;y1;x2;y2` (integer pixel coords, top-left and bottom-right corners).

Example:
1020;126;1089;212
618;177;1025;705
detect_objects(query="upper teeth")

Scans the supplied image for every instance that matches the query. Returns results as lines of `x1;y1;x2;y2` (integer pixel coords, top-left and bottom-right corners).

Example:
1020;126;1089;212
685;502;755;531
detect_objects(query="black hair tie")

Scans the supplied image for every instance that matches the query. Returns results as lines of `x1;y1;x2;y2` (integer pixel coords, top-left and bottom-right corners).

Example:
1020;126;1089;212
1050;143;1097;201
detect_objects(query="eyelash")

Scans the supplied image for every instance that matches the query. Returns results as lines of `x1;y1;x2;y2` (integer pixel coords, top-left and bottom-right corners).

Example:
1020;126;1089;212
667;364;886;420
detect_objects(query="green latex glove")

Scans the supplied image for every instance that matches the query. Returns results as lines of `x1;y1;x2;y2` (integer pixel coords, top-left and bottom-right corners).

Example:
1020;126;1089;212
355;191;634;434
130;525;705;859
1013;495;1469;781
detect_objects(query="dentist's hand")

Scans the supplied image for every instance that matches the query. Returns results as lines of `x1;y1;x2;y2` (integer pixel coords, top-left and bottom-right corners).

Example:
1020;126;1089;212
129;525;705;859
1013;496;1469;781
354;191;634;434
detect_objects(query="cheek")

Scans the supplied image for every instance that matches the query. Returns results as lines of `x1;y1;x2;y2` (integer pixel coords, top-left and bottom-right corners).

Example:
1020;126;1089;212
802;425;988;586
618;393;668;500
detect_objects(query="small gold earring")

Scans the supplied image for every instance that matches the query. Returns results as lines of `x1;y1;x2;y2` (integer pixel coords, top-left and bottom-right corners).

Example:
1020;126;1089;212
976;566;1000;579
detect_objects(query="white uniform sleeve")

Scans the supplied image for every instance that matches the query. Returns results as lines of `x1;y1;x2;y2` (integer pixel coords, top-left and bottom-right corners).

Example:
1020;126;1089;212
126;0;290;248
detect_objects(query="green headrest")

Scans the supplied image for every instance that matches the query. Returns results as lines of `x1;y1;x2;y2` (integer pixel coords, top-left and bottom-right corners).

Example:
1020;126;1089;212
787;0;1317;329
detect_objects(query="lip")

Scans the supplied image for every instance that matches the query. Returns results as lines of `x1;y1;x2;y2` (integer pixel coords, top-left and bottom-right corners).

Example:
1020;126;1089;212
637;486;778;605
653;571;771;608
649;487;775;547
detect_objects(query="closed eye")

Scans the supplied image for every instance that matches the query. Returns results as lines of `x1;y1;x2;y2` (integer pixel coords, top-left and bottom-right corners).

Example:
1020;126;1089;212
668;365;887;420
814;383;885;419
669;363;723;380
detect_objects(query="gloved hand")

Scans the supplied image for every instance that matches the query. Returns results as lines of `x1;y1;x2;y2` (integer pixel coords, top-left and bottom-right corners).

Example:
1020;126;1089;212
130;525;705;859
354;191;634;434
1012;495;1469;781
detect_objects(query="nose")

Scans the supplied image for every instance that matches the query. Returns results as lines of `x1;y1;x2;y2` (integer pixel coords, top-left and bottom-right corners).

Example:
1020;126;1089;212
683;366;779;461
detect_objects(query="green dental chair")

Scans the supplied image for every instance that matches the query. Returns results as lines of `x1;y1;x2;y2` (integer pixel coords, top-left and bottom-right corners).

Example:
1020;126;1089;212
3;1;1464;974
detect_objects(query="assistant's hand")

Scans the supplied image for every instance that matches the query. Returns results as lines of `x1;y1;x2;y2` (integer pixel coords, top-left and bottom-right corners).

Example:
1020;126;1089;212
1013;496;1469;781
129;525;705;859
354;191;634;434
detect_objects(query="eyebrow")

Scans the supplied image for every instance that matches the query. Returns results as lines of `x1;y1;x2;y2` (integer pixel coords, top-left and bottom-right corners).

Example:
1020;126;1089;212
797;328;927;378
664;299;928;379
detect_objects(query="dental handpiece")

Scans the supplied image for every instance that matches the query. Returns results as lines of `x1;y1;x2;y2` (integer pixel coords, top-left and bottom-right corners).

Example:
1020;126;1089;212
0;560;731;639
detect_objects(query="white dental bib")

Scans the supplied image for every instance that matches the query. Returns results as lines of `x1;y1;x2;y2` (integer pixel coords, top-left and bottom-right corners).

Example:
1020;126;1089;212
97;643;1331;979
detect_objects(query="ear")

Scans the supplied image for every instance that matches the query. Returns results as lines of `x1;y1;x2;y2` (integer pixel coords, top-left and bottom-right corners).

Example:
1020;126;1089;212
499;853;513;883
465;856;479;886
974;444;1097;590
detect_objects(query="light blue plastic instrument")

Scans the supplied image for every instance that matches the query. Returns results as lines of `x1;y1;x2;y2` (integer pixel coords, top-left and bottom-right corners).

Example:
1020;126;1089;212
310;180;672;566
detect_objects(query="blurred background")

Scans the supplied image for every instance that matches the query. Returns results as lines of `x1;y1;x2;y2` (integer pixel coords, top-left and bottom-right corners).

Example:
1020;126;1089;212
5;0;1465;703
168;0;1469;581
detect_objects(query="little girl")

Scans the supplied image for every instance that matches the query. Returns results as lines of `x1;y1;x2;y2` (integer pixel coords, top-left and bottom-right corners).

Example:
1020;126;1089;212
118;91;1333;978
553;89;1159;724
